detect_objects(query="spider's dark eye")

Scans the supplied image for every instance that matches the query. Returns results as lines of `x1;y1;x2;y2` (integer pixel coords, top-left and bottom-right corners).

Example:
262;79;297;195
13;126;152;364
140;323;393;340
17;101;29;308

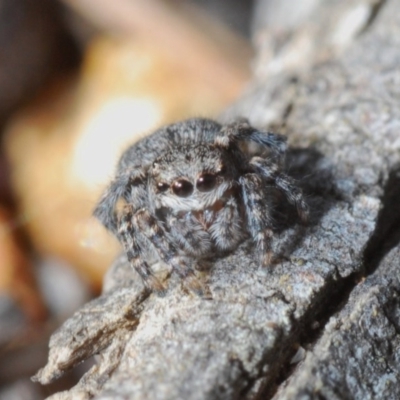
157;182;169;193
196;173;217;192
172;179;193;197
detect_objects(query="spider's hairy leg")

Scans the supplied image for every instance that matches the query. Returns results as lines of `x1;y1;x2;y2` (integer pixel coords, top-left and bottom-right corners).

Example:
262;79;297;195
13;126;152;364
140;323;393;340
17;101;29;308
133;209;206;296
118;205;165;293
239;174;275;266
216;119;287;158
94;177;129;234
94;168;146;234
250;157;309;223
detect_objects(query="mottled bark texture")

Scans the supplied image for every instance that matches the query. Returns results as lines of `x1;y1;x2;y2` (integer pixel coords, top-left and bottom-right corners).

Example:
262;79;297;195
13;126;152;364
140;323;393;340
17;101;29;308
34;0;400;399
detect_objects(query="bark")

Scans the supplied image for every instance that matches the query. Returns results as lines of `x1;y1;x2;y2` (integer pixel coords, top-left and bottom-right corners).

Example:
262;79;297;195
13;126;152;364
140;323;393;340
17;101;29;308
33;0;400;398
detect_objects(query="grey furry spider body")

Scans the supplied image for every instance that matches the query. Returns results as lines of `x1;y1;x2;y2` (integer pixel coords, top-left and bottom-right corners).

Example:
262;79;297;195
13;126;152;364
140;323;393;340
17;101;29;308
94;118;308;294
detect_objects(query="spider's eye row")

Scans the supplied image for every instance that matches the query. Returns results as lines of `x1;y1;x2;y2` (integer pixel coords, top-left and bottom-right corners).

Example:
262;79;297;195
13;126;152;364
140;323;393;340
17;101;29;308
196;173;217;192
172;179;193;197
157;182;169;192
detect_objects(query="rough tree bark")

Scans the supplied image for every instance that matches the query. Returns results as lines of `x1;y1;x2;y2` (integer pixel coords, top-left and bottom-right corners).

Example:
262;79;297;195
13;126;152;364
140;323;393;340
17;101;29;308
33;0;400;399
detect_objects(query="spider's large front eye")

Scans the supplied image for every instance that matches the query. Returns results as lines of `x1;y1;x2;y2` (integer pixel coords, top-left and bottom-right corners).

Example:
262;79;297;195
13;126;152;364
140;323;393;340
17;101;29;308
196;173;217;192
157;182;169;193
172;179;193;197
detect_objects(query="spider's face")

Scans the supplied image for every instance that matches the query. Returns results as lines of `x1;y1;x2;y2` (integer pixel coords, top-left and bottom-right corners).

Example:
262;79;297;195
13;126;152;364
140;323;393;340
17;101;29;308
149;144;237;213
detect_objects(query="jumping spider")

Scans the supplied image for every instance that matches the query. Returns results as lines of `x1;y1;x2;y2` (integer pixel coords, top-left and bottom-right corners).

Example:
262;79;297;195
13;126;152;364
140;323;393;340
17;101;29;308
94;118;308;294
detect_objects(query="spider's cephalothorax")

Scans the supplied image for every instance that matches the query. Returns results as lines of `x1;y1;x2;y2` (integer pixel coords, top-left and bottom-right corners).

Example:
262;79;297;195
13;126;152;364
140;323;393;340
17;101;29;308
94;118;308;294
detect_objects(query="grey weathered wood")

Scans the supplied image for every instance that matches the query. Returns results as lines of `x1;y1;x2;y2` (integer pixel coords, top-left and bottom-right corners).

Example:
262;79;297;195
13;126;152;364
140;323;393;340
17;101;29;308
34;0;400;398
273;245;400;400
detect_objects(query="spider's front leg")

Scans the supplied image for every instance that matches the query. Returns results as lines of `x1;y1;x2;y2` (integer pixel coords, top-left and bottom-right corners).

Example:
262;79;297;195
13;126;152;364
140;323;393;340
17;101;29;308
94;167;147;234
118;206;165;293
128;207;205;295
239;174;275;266
217;119;287;159
249;157;309;223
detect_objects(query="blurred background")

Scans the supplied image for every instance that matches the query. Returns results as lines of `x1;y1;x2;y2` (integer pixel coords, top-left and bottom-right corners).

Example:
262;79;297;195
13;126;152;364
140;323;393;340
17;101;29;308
0;0;255;398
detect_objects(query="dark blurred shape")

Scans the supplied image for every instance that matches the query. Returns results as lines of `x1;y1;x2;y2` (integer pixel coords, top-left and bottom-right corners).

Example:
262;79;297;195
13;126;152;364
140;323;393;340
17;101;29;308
0;296;26;346
0;0;79;127
189;0;255;36
0;150;11;205
0;205;47;323
0;379;42;400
